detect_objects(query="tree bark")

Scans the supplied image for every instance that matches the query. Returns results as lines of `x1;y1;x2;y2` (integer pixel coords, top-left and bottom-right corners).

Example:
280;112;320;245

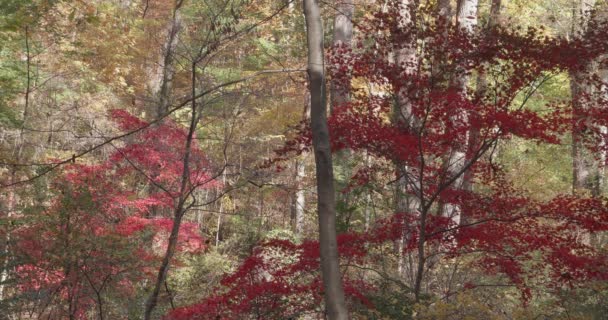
330;0;355;220
571;0;600;197
393;0;419;284
143;62;199;320
438;0;478;223
293;96;310;237
303;0;349;318
293;157;306;235
456;0;478;34
145;2;183;120
330;0;354;111
461;0;502;225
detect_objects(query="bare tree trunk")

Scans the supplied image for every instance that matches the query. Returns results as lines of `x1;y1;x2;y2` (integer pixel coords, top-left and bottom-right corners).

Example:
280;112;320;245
461;0;501;226
570;0;601;248
437;0;452;21
455;0;478;34
571;0;600;198
146;2;183;120
0;171;16;304
364;152;372;232
393;0;419;283
303;0;349;318
216;170;227;246
571;66;601;199
293;96;311;237
330;0;354;112
293;157;306;236
330;0;355;226
440;0;478;224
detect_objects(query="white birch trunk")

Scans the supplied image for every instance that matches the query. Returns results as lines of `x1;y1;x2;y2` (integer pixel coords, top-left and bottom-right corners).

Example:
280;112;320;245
294;157;306;236
441;0;478;223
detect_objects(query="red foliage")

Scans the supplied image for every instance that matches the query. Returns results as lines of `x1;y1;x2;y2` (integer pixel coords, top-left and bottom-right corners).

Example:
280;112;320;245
167;186;608;318
179;2;608;318
14;112;215;319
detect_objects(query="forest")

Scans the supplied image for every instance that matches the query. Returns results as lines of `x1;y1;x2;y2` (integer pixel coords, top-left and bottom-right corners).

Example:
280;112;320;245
0;0;607;319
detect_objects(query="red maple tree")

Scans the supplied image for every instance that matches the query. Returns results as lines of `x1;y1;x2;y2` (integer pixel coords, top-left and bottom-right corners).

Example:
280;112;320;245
168;2;608;318
12;111;214;319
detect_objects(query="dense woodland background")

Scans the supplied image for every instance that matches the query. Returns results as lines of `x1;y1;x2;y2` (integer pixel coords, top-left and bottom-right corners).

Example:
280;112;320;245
1;0;608;319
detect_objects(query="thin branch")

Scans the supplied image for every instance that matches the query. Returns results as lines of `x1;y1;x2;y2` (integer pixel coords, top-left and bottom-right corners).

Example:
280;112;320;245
1;69;305;188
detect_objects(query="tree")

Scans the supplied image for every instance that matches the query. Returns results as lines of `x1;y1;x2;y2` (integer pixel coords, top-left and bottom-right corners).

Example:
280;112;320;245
11;111;211;319
2;0;608;318
167;1;608;318
571;0;601;199
303;0;349;317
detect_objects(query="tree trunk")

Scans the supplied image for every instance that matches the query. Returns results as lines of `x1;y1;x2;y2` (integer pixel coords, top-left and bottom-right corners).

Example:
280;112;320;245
439;0;478;223
216;170;227;246
570;0;601;248
330;0;355;220
393;0;419;285
461;0;502;226
293;157;306;236
303;0;349;318
456;0;478;34
143;62;199;320
293;96;311;237
330;0;354;111
145;3;183;120
571;66;602;198
571;0;600;198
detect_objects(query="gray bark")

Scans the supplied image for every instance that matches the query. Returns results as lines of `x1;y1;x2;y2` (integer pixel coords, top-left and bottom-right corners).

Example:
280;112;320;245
330;0;354;111
330;0;355;216
437;0;452;21
303;0;349;318
216;170;227;246
571;0;600;198
146;4;183;120
461;0;502;224
393;0;419;285
393;0;419;214
439;0;478;223
456;0;478;34
570;0;601;248
571;70;601;197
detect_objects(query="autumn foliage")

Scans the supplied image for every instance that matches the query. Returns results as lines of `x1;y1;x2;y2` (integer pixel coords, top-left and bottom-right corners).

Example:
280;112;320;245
11;112;214;319
2;0;608;319
168;2;608;318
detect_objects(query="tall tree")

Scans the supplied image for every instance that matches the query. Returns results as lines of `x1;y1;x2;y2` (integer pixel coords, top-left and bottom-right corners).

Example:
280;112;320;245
303;0;349;317
292;97;309;236
145;0;184;120
330;0;354;110
438;0;478;222
394;0;419;215
392;0;419;282
462;0;502;222
571;0;600;199
330;0;355;225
